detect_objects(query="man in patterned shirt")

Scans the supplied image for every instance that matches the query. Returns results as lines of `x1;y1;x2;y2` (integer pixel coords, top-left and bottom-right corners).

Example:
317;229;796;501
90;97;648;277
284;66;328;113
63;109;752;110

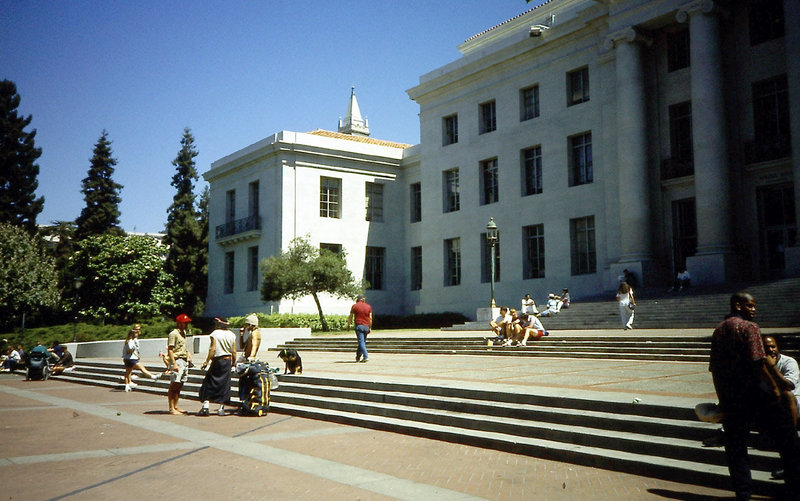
710;292;800;499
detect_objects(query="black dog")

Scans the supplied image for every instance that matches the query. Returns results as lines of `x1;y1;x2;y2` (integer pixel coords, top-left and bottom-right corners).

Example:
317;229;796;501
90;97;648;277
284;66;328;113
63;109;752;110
277;348;303;374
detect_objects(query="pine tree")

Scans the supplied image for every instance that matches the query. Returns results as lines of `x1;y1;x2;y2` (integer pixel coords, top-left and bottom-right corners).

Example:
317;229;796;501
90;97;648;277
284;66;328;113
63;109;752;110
164;128;206;316
0;80;44;234
75;131;124;240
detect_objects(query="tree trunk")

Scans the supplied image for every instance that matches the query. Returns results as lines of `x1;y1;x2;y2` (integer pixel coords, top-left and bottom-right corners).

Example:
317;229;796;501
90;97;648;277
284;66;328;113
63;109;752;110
311;292;329;331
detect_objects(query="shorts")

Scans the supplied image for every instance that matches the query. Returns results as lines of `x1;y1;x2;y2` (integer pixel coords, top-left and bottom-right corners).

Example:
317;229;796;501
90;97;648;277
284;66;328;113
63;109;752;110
123;358;138;368
170;358;189;384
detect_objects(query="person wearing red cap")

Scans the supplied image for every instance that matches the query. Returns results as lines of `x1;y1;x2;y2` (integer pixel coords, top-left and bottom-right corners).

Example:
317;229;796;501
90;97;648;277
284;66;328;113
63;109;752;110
166;314;193;415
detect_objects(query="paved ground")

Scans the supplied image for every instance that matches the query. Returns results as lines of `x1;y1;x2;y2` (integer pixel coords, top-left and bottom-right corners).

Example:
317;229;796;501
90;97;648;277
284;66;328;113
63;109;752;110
3;327;795;500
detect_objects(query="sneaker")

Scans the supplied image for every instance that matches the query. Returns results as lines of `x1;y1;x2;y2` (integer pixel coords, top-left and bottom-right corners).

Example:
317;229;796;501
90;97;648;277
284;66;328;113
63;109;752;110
124;384;131;392
151;373;160;380
355;354;361;362
360;358;369;363
217;408;225;416
129;381;138;388
198;407;210;417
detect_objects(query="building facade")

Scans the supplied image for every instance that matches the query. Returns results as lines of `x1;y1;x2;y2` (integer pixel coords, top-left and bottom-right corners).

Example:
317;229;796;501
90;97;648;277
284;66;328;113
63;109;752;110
205;0;799;319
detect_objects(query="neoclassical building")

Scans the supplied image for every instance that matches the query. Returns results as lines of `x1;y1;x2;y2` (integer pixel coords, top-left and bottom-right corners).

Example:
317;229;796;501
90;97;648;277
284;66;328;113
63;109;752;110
204;0;799;319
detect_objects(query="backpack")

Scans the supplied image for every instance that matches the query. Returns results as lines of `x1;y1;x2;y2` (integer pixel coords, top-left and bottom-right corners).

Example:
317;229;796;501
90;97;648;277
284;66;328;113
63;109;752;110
238;361;272;416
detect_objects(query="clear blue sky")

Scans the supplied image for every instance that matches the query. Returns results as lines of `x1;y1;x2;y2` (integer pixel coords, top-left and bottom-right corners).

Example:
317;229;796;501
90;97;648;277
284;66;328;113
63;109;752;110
2;0;547;233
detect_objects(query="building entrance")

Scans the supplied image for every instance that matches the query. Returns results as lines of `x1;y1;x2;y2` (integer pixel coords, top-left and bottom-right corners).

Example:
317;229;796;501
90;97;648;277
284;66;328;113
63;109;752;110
671;198;697;277
757;183;797;278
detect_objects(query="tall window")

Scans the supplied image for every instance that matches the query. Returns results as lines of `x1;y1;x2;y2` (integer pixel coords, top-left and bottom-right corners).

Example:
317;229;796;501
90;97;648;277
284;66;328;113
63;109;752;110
443;114;459;145
521;146;543;196
224;251;234;294
225;190;236;223
669;102;693;164
570;216;596;275
444;238;461;286
320;177;341;218
364;246;385;290
480;232;500;283
667;29;690;72
410;246;422;290
569;132;593;186
753;75;789;142
365;182;384;222
479;100;496;134
520;85;540;121
248;181;259;218
567;67;590;106
480;158;499;205
410;182;422;223
247;246;259;291
443;168;460;213
749;0;784;46
523;224;545;279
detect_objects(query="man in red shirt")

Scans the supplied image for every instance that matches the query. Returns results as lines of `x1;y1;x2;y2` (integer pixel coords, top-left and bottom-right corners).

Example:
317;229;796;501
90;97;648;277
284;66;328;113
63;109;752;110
347;294;373;363
710;292;800;499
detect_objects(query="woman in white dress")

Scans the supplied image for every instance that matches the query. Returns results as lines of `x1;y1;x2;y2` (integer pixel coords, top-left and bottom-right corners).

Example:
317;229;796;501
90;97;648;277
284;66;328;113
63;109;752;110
616;282;636;330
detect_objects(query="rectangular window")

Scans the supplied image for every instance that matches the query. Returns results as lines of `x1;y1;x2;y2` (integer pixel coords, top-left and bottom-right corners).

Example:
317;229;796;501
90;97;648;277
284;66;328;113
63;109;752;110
364;246;385;290
443;168;460;213
410;182;422;223
480;232;500;283
443;114;459;145
520;85;540;121
669;101;693;164
479;100;497;134
570;216;596;275
224;251;234;294
521;146;543;196
523;224;545;279
410;246;422;290
444;238;461;286
247;246;259;292
667;29;690;72
320;177;341;218
753;75;789;142
225;190;236;223
248;181;259;217
480;158;499;205
567;67;590;106
365;182;384;222
569;132;593;186
749;0;784;46
320;243;342;254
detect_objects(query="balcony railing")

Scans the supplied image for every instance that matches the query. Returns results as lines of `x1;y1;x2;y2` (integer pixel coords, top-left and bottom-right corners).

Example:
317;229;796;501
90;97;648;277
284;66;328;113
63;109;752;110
744;135;791;165
216;215;261;240
660;157;694;180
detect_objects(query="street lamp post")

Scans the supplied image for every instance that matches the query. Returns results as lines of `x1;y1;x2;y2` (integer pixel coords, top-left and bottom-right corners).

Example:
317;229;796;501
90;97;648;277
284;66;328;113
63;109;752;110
486;218;498;308
72;277;84;343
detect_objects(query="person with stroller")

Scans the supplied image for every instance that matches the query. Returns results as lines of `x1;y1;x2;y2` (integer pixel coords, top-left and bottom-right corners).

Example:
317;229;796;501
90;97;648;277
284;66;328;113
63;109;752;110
198;317;237;416
122;324;160;391
26;342;55;380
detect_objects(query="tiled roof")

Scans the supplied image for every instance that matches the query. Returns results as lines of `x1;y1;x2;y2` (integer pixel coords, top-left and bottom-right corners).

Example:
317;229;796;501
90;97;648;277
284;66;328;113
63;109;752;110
464;1;553;42
308;129;413;149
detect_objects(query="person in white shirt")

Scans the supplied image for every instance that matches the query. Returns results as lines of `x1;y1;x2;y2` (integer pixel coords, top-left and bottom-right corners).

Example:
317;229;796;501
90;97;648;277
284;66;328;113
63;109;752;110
521;294;539;315
198;317;237;416
764;336;800;426
539;294;561;316
489;307;512;343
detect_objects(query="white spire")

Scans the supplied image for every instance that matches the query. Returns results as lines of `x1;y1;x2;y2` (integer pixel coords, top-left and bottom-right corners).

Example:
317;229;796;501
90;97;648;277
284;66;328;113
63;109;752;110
338;86;370;136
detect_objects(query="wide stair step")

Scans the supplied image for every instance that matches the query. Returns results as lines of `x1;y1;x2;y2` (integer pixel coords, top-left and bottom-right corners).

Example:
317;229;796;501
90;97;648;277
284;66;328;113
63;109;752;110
53;360;783;497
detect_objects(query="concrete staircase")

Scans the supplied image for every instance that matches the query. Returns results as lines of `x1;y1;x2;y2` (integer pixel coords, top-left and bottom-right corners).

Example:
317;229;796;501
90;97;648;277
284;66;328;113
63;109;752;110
51;359;783;496
445;277;800;330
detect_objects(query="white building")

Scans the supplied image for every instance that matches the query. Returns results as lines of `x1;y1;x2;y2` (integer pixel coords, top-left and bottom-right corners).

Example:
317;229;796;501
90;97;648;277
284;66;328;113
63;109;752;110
204;0;799;319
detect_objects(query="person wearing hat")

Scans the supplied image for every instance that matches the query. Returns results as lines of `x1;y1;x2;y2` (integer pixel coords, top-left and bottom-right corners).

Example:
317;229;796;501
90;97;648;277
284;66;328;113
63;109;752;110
198;317;236;416
238;313;261;362
346;294;372;363
539;293;561;317
166;314;193;415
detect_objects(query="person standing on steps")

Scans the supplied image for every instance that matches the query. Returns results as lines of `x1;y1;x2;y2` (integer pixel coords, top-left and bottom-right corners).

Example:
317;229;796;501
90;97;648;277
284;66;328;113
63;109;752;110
710;292;800;499
166;314;193;415
616;281;636;330
347;294;372;363
198;317;236;416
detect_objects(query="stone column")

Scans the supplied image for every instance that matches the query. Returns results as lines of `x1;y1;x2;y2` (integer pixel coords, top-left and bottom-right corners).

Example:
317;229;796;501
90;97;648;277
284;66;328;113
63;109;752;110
677;0;735;284
783;0;800;275
604;27;656;286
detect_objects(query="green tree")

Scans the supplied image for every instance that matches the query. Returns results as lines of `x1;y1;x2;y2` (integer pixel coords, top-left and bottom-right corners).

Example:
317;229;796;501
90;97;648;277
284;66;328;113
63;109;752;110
163;128;206;316
0;80;44;234
75;131;124;240
68;234;180;323
0;222;59;329
196;185;210;309
261;236;364;331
